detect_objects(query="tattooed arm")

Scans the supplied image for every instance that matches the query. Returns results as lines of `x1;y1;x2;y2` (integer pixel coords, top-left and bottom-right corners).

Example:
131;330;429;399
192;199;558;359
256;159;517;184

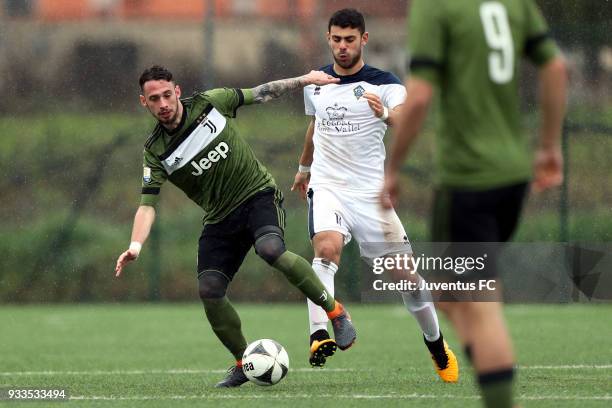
251;70;339;104
252;77;305;104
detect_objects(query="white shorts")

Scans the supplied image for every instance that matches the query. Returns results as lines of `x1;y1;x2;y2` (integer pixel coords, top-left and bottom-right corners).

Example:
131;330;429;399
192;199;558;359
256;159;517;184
306;186;412;260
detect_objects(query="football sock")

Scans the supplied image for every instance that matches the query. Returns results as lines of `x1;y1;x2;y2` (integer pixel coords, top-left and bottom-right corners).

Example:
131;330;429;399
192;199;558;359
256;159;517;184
400;288;440;342
310;329;331;344
202;296;247;360
423;331;448;368
273;251;336;312
478;367;514;408
307;258;337;334
326;302;346;320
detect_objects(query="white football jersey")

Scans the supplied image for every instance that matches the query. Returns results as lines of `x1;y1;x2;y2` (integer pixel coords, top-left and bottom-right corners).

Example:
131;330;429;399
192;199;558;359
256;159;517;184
304;64;406;194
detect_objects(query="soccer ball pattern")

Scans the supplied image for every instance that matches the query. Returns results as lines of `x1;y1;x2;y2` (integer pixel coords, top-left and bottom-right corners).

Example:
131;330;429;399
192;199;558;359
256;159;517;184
242;339;289;386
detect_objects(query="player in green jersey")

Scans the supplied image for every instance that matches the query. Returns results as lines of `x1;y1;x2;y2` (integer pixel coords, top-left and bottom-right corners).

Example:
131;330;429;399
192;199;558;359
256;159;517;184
381;1;567;407
114;65;357;388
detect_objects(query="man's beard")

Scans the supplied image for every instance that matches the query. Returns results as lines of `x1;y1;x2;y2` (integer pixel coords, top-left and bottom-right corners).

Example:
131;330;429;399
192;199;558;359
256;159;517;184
159;110;178;125
156;102;179;125
334;50;362;70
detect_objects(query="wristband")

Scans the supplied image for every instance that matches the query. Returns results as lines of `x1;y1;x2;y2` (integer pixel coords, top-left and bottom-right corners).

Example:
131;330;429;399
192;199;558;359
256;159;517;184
129;241;142;256
298;164;311;173
380;106;389;122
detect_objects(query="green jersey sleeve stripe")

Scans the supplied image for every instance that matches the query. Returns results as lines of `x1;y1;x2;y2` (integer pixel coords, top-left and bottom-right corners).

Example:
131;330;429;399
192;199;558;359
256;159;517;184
159;104;214;161
409;57;443;71
235;88;244;106
141;187;160;195
525;32;550;58
144;129;160;149
231;88;245;118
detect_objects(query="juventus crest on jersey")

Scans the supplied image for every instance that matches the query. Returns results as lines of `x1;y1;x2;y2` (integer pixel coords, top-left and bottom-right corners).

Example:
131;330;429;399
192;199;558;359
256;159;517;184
304;64;406;194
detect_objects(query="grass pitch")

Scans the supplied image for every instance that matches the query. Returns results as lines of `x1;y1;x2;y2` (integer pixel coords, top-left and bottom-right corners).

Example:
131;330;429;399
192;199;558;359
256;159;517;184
1;303;611;407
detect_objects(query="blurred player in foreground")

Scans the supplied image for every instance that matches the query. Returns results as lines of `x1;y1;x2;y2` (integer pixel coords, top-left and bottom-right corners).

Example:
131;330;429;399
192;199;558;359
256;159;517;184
382;1;567;406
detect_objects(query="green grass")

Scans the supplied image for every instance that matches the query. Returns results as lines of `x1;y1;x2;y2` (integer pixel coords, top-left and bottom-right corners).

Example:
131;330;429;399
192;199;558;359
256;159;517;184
1;304;611;407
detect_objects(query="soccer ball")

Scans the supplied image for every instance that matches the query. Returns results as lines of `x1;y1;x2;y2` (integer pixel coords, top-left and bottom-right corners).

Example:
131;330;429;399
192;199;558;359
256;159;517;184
242;339;289;386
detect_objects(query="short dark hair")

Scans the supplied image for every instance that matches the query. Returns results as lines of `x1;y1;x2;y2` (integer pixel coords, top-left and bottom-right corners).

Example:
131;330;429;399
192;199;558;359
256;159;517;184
139;65;174;90
328;8;365;34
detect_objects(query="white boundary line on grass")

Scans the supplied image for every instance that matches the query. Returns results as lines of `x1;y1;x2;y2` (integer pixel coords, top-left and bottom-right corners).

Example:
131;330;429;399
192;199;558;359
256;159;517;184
0;368;355;377
1;365;611;377
67;394;612;401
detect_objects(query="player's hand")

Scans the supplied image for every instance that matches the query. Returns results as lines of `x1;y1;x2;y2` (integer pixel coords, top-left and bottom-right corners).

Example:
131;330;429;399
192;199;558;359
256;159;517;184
380;171;399;209
115;248;139;278
301;70;340;86
362;92;385;118
291;171;310;200
532;146;563;193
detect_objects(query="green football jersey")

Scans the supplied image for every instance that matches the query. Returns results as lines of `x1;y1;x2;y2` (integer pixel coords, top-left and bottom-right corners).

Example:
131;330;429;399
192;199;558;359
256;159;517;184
140;88;276;225
408;0;560;189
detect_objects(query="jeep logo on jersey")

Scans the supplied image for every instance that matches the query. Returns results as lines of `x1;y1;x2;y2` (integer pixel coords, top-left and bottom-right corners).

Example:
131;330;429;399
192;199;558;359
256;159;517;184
190;141;230;176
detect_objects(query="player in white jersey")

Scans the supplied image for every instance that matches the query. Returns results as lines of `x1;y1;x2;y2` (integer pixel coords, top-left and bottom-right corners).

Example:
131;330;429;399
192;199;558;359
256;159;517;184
291;9;458;382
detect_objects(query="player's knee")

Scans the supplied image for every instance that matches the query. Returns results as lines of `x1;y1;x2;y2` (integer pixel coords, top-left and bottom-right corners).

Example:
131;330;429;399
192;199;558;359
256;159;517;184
450;301;493;322
254;228;286;265
315;240;341;262
198;270;229;300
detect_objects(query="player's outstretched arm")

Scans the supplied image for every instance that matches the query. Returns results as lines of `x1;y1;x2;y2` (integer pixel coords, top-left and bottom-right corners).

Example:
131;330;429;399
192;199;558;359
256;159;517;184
251;71;339;104
115;205;156;277
381;78;433;209
291;118;315;200
533;56;567;193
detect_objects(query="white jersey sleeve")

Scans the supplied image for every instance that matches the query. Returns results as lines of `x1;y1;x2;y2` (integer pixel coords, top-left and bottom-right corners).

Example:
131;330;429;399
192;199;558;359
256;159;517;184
304;85;316;115
381;83;407;110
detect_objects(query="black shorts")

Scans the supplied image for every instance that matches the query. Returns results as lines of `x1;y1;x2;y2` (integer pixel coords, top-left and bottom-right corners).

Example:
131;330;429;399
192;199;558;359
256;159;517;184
197;188;286;280
431;182;528;242
430;182;528;280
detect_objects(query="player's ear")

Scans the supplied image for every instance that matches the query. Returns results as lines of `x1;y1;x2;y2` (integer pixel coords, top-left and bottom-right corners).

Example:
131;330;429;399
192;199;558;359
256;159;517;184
139;94;146;107
175;84;181;98
326;31;331;42
362;31;369;46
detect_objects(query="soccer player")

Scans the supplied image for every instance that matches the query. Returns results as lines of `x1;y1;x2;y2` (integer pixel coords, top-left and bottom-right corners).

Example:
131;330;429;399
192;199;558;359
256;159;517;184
382;0;567;406
115;65;357;388
291;8;458;382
